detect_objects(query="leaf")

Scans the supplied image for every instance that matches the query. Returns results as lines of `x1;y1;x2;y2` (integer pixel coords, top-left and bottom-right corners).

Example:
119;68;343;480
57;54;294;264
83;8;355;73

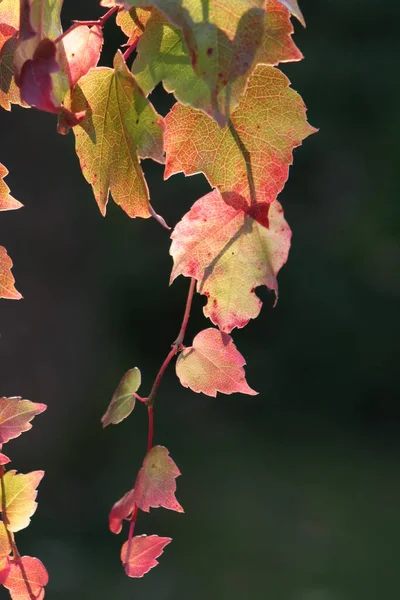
165;65;316;217
109;488;136;534
0;454;10;465
107;0;266;125
66;50;165;218
0;557;10;585
277;0;305;27
101;367;141;427
3;556;48;600
170;190;291;331
0;164;22;211
133;445;183;513
0;397;47;444
19;38;61;113
116;7;153;46
0;470;44;532
0;247;22;300
0;0;23;110
121;535;171;578
59;25;103;89
176;327;257;396
259;0;303;66
0;521;11;557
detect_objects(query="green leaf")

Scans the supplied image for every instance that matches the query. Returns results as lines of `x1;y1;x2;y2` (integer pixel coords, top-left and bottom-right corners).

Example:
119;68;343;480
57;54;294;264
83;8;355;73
66;51;165;218
101;367;141;427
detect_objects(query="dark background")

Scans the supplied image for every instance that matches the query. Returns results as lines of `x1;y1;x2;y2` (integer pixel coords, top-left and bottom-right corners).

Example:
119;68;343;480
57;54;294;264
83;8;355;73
1;1;399;598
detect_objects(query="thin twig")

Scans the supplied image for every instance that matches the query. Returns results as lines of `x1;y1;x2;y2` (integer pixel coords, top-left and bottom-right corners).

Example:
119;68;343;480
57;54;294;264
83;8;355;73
54;6;119;45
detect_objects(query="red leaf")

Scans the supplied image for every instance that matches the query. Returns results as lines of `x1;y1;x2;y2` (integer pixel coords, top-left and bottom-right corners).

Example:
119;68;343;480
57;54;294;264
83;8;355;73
3;556;48;600
133;446;183;513
19;38;60;113
0;164;23;211
60;25;103;89
176;328;257;397
0;246;22;300
121;535;171;578
0;557;10;585
0;454;11;465
109;489;136;535
0;397;46;444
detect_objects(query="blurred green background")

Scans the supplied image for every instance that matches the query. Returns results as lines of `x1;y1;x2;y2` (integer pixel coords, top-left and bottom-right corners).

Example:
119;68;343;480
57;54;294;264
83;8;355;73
1;1;399;598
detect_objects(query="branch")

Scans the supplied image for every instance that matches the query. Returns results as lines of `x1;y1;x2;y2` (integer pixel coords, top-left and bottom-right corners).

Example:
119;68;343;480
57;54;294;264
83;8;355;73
54;6;119;45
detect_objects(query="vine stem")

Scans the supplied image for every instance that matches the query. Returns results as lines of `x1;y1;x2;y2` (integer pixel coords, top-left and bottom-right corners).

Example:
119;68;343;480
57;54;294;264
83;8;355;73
147;277;196;407
54;6;119;45
124;278;196;568
0;466;36;600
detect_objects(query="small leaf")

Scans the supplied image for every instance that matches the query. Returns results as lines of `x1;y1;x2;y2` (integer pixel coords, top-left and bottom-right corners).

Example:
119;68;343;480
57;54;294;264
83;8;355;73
0;0;23;110
0;522;11;557
0;247;22;300
0;397;47;444
170;190;291;331
121;535;171;578
0;470;44;532
0;164;23;211
133;445;183;513
116;7;153;46
101;367;141;427
3;556;48;600
60;25;103;89
66;51;165;218
109;488;136;534
176;328;257;397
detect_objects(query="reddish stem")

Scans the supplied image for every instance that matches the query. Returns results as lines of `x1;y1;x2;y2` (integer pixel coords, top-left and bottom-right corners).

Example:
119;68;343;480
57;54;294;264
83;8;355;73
134;393;146;403
123;39;139;62
54;6;119;44
146;278;196;406
147;406;154;452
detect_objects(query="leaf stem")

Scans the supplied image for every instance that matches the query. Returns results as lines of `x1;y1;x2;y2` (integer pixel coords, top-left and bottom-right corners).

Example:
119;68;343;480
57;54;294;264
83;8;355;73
147;406;154;452
54;6;119;45
122;39;139;63
146;277;196;407
0;466;36;600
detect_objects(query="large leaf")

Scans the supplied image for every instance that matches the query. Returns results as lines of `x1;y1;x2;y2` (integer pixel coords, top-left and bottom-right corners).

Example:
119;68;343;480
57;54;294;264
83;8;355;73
132;1;301;119
0;470;44;532
121;535;171;578
176;328;257;396
59;25;103;89
3;556;48;600
170;190;291;331
0;397;46;444
0;247;22;300
105;0;266;125
0;164;22;211
66;51;165;218
133;445;183;513
101;367;141;427
165;65;316;219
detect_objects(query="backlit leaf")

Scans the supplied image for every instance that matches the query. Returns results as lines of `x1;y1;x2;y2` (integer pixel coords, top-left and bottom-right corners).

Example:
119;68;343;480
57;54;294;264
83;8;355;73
0;557;10;585
259;0;302;65
66;50;165;218
0;0;23;110
109;488;136;534
170;190;291;331
0;397;47;444
176;327;257;396
0;164;22;211
133;445;183;513
3;556;48;600
59;25;103;89
121;535;171;578
0;454;10;465
0;247;22;300
116;7;153;46
101;367;141;427
0;522;11;557
165;65;316;217
277;0;305;27
0;470;44;532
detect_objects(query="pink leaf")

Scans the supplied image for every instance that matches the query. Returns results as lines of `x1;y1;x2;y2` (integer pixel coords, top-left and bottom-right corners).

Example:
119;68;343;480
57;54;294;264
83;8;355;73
0;246;22;300
0;454;11;465
3;556;48;600
0;397;46;444
121;535;171;578
19;38;60;113
176;328;257;397
109;489;136;535
60;25;103;89
133;446;183;513
0;557;10;585
0;164;23;211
